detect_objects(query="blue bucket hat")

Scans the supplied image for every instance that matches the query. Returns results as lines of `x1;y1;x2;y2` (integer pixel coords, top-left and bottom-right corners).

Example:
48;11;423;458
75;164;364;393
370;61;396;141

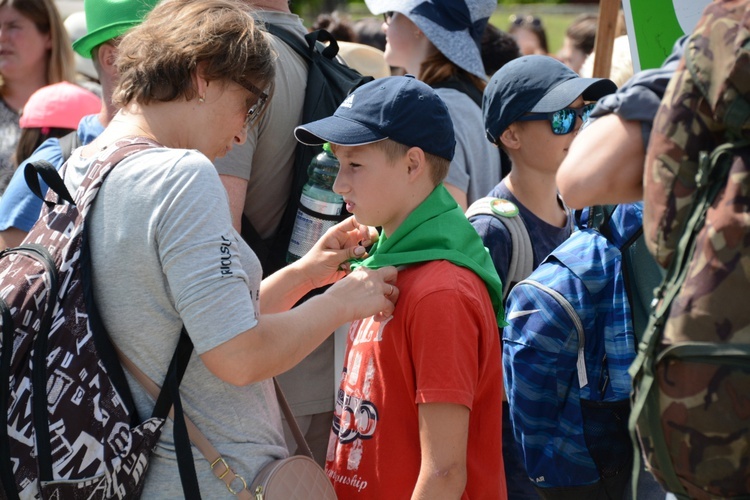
483;55;617;141
295;75;456;161
365;0;496;81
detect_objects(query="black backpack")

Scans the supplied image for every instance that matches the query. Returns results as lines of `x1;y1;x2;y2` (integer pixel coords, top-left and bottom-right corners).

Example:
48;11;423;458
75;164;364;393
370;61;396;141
241;27;373;277
0;139;199;499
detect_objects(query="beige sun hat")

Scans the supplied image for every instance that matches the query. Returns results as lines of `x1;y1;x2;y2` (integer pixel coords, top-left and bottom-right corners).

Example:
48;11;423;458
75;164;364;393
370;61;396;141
337;41;391;80
64;12;98;81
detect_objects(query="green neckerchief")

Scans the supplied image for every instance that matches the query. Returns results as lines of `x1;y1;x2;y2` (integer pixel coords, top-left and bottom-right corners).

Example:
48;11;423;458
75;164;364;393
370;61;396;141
352;184;506;325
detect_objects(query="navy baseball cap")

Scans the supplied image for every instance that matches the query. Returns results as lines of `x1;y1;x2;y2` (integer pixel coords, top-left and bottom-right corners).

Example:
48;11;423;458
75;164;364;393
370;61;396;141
294;75;456;161
483;55;617;142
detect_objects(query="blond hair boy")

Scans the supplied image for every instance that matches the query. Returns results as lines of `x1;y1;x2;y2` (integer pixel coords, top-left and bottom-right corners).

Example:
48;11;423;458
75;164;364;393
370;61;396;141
295;75;507;499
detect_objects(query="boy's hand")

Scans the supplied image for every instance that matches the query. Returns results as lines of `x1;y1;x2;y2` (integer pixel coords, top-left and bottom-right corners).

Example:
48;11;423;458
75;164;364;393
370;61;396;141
297;216;379;289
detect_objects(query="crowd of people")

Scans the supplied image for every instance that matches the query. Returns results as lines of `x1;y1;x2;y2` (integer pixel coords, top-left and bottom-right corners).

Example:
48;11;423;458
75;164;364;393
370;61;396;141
0;0;747;498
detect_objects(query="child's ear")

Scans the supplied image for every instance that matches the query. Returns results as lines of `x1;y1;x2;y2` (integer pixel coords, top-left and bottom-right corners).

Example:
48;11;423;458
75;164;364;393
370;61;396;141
405;147;427;179
98;43;118;72
499;124;522;151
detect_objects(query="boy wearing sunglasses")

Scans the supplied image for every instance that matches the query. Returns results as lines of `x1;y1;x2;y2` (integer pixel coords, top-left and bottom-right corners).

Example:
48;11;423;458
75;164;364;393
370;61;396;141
469;54;616;498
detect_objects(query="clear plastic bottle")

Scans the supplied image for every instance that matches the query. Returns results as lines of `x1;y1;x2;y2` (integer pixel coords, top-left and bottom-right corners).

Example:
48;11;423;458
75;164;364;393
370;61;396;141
287;143;344;262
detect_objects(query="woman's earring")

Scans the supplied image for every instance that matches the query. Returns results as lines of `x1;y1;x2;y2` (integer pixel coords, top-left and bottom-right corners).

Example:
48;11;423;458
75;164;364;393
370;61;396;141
199;95;205;104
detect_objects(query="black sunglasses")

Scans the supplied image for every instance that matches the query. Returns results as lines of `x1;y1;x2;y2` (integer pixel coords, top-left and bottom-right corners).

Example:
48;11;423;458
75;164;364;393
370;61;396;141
516;103;596;135
382;11;394;25
509;14;543;28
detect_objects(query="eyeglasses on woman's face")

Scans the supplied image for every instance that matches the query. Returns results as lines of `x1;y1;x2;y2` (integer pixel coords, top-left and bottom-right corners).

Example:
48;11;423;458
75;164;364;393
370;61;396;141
515;103;596;135
244;82;269;128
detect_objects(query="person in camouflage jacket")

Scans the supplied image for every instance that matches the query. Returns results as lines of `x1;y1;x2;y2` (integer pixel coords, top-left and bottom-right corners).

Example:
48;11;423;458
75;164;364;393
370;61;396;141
637;0;750;498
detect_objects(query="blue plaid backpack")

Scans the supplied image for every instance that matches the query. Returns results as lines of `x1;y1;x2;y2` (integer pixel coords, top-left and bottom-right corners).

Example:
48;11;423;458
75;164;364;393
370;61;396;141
503;203;643;499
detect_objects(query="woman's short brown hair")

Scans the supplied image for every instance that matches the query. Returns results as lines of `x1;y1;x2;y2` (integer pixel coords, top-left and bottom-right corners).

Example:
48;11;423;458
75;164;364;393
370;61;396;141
112;0;275;107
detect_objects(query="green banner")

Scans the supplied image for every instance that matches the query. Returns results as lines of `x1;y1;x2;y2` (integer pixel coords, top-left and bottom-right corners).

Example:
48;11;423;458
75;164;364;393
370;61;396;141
623;0;711;71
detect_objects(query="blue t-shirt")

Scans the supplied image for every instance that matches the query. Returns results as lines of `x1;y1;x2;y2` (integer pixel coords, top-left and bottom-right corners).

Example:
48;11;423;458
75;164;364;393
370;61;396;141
0;114;104;232
470;180;574;292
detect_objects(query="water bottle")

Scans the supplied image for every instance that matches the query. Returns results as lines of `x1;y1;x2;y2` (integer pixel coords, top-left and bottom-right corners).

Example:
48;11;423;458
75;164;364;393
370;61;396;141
287;143;344;262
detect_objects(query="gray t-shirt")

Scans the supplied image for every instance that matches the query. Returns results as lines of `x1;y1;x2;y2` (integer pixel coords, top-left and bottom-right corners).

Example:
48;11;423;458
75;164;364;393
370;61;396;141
64;145;287;497
214;11;335;419
437;88;502;205
213;11;307;240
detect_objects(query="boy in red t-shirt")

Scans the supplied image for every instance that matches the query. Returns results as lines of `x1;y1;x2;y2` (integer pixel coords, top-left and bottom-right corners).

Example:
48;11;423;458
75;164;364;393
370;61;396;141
295;75;507;499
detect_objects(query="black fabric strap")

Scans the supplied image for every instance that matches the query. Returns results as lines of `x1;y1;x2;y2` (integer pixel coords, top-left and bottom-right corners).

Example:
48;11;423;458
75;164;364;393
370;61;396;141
81;224;140;425
240;213;271;273
0;299;18;499
151;331;201;499
432;74;483;108
58;131;82;164
28;246;60;482
24;160;75;207
265;25;338;64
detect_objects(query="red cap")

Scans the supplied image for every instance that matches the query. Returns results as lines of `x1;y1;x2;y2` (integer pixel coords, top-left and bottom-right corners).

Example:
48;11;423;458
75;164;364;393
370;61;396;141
20;82;101;130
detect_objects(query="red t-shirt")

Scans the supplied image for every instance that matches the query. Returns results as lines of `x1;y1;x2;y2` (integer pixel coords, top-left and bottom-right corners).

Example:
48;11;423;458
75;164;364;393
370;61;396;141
325;260;506;499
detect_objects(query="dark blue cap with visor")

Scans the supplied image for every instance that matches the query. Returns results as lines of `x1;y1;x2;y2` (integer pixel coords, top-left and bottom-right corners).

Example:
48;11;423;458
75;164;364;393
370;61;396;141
294;75;456;161
483;55;617;143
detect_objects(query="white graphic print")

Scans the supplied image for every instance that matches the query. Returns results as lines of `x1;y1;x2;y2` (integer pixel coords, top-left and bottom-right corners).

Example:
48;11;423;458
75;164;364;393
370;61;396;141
330;315;394;490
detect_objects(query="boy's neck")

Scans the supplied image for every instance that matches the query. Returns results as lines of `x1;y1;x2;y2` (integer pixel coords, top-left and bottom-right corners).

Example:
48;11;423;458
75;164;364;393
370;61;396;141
505;168;567;228
381;182;437;238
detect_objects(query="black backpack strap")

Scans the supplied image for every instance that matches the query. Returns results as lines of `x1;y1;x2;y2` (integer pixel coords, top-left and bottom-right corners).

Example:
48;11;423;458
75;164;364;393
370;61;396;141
24;160;75;208
151;331;201;500
240;213;271;270
58;130;82;164
246;25;371;277
265;25;339;64
432;74;483;108
0;299;16;499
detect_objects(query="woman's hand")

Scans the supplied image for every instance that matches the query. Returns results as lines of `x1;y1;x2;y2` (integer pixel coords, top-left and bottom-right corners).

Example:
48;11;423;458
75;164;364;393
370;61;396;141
325;265;399;323
296;216;379;290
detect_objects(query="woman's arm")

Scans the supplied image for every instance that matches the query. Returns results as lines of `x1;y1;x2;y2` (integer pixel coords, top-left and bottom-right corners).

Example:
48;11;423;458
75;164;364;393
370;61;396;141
259;216;378;313
200;265;398;386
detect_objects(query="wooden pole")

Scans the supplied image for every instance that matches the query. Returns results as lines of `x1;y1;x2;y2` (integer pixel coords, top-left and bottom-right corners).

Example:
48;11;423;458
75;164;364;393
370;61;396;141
592;0;620;78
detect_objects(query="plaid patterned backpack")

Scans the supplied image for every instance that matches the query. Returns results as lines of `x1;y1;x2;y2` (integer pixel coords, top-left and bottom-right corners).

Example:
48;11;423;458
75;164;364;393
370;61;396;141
503;203;643;498
0;139;197;499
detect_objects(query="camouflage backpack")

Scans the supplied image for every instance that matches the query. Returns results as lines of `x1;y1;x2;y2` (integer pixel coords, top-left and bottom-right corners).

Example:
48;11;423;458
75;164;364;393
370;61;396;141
631;1;750;498
0;139;198;499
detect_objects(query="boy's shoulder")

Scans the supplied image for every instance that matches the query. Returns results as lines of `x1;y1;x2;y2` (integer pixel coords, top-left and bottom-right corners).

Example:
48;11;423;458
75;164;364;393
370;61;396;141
398;260;491;304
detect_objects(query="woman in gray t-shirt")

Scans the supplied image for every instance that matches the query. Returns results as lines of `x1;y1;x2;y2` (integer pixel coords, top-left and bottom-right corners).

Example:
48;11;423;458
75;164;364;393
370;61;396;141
64;1;398;496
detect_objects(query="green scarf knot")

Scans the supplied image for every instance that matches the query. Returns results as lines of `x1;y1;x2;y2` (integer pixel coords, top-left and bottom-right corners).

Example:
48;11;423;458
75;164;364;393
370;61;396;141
351;184;506;325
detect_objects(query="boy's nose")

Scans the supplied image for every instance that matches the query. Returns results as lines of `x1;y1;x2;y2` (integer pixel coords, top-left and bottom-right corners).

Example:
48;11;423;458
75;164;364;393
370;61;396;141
332;173;347;195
